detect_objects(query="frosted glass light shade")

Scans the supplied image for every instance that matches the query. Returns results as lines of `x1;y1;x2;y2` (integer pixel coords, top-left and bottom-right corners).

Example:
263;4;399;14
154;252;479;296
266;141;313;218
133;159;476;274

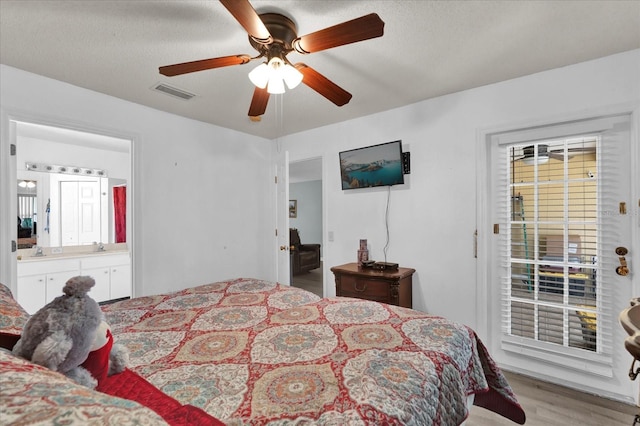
248;63;269;89
282;64;303;89
522;155;549;165
267;77;285;94
248;57;303;94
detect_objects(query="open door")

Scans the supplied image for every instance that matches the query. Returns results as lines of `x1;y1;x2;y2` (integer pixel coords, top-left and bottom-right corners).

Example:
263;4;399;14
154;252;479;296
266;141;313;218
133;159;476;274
275;149;290;285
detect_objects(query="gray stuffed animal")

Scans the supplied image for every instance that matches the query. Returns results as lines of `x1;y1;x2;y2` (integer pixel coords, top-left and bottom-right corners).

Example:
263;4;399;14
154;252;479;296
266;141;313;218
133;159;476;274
13;275;128;389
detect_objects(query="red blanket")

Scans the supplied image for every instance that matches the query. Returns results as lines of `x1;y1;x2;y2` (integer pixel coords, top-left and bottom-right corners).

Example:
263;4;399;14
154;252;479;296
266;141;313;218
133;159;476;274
99;369;224;426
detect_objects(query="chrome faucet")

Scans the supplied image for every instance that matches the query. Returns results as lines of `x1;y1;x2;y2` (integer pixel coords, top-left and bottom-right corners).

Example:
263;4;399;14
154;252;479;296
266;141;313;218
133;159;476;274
97;242;105;252
33;246;44;257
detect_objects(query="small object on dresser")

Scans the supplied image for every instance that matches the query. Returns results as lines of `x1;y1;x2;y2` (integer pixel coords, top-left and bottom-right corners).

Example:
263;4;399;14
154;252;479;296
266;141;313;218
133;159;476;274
357;239;369;266
361;260;375;268
373;261;399;271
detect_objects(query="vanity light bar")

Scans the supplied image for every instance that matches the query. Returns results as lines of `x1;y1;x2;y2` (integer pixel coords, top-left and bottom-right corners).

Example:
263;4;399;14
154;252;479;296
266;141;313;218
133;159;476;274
25;162;107;177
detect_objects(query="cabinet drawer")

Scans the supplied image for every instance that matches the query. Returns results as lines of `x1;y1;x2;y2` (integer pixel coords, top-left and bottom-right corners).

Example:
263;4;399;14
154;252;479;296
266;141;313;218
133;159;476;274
81;253;130;269
339;275;389;302
18;258;80;276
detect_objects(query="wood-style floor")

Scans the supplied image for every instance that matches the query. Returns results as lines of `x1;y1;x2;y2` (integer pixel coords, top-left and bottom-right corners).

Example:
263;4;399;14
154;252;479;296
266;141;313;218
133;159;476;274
291;264;639;425
467;371;637;426
291;264;323;298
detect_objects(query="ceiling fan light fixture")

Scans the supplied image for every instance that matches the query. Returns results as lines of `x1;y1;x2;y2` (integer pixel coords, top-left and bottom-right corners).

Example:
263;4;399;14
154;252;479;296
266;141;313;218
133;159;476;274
18;180;36;189
522;155;549;165
521;144;550;165
249;57;303;94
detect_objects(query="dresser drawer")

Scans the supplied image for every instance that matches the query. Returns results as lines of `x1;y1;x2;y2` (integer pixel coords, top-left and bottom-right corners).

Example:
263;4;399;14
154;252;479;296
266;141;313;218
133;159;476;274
339;275;390;303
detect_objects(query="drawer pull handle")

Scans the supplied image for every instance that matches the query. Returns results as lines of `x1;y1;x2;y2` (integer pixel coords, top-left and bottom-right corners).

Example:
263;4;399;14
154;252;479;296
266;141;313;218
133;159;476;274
354;282;367;292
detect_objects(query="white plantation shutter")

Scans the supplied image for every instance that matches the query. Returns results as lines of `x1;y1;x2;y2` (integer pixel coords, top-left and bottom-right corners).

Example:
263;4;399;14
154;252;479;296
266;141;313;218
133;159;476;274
18;195;36;220
492;115;630;375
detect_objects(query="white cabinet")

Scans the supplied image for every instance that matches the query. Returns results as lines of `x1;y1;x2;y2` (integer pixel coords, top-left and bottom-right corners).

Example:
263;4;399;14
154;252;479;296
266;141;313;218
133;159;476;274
81;266;111;302
17;259;80;315
17;252;131;314
17;275;47;315
110;263;131;300
80;254;131;303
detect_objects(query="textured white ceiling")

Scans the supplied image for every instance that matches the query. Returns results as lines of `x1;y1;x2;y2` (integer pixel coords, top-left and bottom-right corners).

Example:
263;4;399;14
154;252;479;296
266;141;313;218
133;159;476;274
1;1;639;140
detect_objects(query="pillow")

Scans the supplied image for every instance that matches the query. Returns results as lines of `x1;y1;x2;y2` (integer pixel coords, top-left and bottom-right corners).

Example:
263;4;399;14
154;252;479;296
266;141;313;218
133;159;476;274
0;349;168;425
0;284;29;350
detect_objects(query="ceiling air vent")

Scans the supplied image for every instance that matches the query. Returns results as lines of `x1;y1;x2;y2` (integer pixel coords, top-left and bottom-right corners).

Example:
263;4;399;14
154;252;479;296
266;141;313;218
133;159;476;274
152;83;196;100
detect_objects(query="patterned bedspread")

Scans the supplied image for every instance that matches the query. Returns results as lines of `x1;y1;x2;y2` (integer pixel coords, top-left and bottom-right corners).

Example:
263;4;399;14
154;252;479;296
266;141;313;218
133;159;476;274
102;278;525;425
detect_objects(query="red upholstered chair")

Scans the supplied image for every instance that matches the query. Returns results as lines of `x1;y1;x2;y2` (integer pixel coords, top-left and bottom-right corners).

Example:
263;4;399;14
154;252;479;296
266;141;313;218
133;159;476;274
289;228;321;275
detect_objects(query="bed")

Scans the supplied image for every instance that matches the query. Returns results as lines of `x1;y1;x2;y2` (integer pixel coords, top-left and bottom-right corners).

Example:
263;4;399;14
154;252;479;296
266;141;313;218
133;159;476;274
1;278;526;425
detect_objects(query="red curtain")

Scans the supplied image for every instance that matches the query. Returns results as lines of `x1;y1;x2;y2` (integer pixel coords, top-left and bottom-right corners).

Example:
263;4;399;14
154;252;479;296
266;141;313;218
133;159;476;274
113;186;126;243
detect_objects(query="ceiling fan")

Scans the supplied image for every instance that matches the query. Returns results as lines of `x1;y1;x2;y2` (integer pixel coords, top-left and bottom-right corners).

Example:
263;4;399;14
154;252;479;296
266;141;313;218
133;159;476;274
158;0;385;120
511;144;596;164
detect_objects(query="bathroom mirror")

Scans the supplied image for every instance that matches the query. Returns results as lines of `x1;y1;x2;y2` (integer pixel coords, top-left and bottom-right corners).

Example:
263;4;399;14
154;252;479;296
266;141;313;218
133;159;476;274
16;122;130;249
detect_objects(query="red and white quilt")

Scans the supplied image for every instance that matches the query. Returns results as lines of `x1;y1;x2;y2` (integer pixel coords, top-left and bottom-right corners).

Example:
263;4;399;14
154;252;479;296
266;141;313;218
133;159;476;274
102;278;525;425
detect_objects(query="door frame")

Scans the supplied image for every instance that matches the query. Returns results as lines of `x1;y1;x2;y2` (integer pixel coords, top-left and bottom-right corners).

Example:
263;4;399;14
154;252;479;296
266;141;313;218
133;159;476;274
0;109;136;297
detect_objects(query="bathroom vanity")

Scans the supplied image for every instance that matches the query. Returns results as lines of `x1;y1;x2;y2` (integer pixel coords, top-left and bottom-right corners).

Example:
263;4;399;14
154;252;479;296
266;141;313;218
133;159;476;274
17;248;130;314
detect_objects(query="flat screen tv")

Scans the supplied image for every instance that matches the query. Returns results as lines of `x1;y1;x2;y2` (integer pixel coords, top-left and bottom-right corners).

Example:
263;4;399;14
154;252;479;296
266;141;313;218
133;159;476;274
339;140;404;190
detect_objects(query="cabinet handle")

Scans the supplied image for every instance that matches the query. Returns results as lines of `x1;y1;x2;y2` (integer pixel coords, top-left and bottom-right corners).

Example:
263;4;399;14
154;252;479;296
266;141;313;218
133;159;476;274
354;281;367;292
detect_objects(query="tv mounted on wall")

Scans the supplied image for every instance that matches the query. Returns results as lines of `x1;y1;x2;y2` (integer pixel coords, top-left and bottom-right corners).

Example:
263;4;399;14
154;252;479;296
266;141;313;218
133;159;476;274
339;140;405;190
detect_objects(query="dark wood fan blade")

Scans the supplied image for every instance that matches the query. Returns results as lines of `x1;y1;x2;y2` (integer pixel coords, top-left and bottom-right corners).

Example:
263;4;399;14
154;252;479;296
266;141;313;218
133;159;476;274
295;63;352;106
248;87;269;117
293;13;384;54
159;55;251;76
219;0;272;44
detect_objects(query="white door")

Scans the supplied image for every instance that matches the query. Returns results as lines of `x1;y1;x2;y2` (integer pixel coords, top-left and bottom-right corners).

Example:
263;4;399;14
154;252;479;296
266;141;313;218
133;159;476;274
60;180;101;245
484;113;636;401
275;149;290;285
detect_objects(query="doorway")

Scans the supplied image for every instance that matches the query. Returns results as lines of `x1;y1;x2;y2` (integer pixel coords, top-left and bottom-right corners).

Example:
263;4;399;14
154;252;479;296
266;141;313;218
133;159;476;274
289;158;323;297
4;119;132;294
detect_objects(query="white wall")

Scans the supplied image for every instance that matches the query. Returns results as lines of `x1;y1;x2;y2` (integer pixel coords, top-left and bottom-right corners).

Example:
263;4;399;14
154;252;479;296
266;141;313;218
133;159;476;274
289;180;322;249
1;65;275;297
280;50;640;398
283;49;639;322
18;136;130;180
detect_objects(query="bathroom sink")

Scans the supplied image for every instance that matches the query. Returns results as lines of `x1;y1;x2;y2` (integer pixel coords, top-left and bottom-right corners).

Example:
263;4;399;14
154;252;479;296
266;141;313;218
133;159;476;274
619;298;640;362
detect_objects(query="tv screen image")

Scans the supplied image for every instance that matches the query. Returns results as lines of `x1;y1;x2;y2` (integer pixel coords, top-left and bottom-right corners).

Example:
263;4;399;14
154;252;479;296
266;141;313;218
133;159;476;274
339;140;404;190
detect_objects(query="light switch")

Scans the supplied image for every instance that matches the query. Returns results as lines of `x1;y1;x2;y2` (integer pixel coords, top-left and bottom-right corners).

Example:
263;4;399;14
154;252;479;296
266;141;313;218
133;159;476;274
328;231;334;242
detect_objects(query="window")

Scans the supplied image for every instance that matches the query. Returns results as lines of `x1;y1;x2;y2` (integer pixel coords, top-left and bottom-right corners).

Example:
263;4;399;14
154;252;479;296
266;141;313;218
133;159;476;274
507;138;598;352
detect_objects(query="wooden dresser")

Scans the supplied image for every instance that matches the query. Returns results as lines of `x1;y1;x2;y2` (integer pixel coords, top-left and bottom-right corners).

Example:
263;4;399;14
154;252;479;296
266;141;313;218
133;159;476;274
330;262;415;308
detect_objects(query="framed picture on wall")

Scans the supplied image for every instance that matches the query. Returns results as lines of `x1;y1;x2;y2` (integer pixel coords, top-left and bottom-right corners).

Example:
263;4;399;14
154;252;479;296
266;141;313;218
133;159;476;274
289;200;297;218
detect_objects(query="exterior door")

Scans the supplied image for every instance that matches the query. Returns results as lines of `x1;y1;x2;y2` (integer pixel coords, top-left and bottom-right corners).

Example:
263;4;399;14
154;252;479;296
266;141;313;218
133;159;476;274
483;113;637;401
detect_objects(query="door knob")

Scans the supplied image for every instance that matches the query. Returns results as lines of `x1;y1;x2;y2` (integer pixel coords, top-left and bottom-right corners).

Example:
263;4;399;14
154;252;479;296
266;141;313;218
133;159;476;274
279;245;289;251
